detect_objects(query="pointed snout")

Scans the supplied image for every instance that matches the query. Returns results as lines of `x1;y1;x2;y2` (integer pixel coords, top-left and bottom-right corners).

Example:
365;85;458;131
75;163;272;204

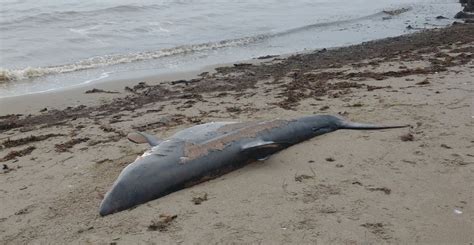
99;157;151;216
99;179;135;216
99;195;115;216
99;154;173;216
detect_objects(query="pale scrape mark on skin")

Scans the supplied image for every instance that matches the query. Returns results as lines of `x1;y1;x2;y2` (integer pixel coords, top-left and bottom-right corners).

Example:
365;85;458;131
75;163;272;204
216;121;256;133
183;119;289;162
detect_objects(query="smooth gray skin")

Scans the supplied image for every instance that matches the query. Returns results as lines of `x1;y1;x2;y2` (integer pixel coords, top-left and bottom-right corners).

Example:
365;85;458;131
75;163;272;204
99;115;407;216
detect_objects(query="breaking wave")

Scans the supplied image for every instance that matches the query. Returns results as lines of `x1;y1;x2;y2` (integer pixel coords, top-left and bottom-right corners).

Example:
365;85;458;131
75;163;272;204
0;8;408;83
0;34;270;83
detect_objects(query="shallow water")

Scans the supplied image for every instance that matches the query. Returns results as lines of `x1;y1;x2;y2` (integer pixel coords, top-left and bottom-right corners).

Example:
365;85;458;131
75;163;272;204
0;0;461;97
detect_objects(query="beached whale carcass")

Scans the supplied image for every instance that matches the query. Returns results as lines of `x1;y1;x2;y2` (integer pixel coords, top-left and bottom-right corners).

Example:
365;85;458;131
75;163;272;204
99;114;407;216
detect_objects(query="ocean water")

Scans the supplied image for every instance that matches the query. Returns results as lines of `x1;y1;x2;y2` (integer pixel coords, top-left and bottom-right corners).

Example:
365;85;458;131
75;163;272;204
0;0;461;97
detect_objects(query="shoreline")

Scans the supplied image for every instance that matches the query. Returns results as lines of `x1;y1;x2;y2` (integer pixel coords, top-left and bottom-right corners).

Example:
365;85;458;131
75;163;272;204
0;51;290;115
0;23;473;244
1;23;472;120
1;2;460;97
0;68;208;115
0;21;463;116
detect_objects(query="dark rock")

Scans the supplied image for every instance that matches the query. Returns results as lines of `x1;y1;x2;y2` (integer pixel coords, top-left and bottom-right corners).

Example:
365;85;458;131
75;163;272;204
85;88;119;94
436;15;448;19
463;0;474;12
257;55;279;60
170;79;189;85
233;63;252;67
170;79;201;86
454;11;474;19
383;8;411;16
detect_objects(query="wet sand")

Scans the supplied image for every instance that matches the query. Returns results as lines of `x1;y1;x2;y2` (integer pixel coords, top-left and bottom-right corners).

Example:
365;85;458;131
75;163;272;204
0;23;473;244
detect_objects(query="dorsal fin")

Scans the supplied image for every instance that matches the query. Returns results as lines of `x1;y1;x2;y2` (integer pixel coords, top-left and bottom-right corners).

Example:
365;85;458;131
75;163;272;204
127;132;162;146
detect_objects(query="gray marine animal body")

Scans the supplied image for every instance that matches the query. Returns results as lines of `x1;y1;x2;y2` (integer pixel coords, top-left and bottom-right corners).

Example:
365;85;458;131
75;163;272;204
100;115;407;216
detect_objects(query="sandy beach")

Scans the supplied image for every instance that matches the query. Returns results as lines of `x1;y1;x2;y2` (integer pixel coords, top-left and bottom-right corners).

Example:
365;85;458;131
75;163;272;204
1;23;473;244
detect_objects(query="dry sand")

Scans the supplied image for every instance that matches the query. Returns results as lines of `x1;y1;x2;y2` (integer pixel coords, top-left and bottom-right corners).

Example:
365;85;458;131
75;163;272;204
0;24;473;244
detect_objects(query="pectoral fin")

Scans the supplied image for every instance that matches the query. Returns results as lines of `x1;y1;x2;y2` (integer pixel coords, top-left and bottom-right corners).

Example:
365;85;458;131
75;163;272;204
241;140;289;161
127;132;162;146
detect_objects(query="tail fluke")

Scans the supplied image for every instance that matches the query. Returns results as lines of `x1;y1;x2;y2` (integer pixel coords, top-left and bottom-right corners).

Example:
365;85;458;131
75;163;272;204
339;121;409;130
